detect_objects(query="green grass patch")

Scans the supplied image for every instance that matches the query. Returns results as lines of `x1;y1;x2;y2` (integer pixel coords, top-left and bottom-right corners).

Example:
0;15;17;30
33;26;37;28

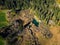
0;36;5;45
0;12;7;22
0;11;8;28
0;22;8;28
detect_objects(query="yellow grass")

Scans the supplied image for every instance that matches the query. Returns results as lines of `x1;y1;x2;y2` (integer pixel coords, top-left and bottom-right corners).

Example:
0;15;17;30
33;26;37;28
40;26;60;45
35;25;60;45
56;0;60;4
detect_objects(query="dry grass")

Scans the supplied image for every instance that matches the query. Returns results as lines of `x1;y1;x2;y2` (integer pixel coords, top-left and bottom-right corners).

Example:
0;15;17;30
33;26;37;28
48;26;60;45
56;0;60;4
35;25;60;45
